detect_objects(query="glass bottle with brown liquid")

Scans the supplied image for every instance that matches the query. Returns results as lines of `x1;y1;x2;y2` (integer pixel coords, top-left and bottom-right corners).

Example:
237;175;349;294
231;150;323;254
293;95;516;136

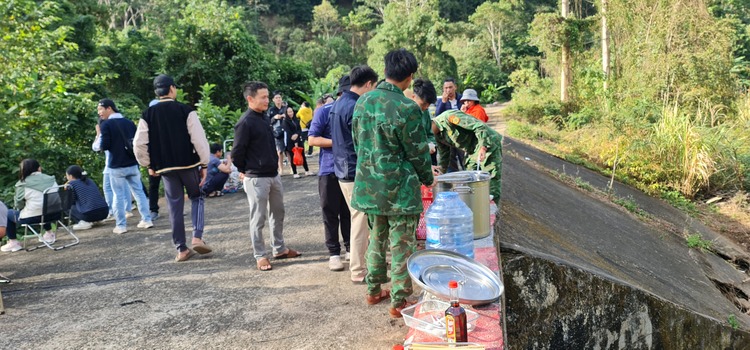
445;280;468;343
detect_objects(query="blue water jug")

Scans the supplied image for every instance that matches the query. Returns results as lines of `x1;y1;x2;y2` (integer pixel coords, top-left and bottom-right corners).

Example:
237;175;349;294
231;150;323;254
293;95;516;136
425;191;474;259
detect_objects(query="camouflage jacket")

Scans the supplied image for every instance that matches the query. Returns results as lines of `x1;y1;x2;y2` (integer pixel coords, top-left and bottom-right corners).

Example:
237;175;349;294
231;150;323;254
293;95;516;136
421;109;436;146
433;110;503;172
351;81;434;215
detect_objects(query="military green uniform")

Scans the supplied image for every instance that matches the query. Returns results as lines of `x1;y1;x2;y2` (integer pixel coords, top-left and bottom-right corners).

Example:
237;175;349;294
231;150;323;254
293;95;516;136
434;110;503;201
351;81;434;308
422;109;436;146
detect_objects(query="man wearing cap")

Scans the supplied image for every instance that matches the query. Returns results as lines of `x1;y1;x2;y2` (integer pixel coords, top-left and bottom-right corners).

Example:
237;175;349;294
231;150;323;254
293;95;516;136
460;88;489;123
309;77;351;272
99;99;154;234
134;74;212;262
432;109;503;201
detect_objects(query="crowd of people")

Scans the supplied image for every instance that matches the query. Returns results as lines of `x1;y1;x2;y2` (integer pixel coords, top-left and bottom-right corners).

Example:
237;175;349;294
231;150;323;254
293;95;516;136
0;48;503;318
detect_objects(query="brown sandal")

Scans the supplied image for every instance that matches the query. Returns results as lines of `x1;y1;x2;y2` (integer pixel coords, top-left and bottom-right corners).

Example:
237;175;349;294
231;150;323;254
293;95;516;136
256;257;273;271
273;248;301;259
366;289;390;305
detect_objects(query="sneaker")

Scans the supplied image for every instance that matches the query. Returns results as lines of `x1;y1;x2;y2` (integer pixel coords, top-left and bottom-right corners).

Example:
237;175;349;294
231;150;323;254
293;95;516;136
137;221;154;229
125;212;134;219
113;226;128;234
351;270;367;284
306;171;315;176
341;251;350;261
293;174;301;179
102;214;115;223
150;212;160;221
329;256;344;271
0;240;22;252
73;221;93;230
40;231;56;244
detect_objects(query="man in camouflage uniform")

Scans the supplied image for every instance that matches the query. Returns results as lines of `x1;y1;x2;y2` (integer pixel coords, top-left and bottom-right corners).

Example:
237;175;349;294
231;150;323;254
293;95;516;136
351;49;434;318
432;109;503;201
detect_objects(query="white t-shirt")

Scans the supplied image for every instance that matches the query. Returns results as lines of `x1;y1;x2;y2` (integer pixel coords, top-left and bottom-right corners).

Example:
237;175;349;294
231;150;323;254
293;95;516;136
450;99;459;109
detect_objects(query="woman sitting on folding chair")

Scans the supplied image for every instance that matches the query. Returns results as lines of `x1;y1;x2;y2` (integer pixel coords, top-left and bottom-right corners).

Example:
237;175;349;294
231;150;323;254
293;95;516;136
65;165;109;231
1;159;58;253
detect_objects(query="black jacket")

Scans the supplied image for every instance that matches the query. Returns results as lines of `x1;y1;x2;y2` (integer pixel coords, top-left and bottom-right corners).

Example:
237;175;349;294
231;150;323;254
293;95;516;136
100;117;138;169
282;116;302;152
140;100;200;171
232;108;279;177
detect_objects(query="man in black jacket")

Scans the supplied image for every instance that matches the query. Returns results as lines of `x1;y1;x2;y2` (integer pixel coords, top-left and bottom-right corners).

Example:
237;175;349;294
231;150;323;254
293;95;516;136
134;75;211;262
233;81;301;271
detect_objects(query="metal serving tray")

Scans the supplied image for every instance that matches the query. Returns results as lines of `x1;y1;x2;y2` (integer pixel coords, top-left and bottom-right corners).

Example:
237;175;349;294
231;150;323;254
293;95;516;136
407;249;503;306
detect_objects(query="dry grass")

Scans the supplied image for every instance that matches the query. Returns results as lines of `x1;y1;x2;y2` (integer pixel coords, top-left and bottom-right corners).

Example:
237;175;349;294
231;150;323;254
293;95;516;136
700;192;750;251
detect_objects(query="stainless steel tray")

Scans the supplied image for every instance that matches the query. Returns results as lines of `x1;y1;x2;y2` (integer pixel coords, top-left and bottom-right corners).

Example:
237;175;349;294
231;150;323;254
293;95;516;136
407;249;503;305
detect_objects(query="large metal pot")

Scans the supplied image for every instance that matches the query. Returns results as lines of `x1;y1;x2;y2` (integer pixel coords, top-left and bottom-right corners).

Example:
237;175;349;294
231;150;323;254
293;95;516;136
434;171;491;239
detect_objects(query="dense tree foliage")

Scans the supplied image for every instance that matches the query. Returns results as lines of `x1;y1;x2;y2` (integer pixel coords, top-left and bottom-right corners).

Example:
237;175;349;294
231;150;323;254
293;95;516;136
1;0;748;202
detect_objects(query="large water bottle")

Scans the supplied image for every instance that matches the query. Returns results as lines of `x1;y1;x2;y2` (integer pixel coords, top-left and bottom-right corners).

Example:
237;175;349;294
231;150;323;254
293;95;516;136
425;191;475;259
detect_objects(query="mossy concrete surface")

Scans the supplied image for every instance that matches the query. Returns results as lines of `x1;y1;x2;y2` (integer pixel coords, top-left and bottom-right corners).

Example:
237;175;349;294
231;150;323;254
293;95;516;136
497;137;750;349
503;250;750;349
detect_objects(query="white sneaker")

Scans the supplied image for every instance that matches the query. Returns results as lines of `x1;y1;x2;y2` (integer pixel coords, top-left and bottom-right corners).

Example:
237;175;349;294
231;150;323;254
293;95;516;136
0;240;22;252
293;174;301;179
102;214;115;223
73;221;93;230
40;231;56;244
341;251;350;261
329;256;344;271
125;212;134;219
306;171;315;176
137;221;154;229
113;226;128;234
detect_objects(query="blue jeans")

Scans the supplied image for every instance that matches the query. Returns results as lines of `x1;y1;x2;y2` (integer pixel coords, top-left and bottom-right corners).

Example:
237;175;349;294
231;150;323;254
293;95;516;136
6;209;57;239
103;170;132;215
109;165;151;228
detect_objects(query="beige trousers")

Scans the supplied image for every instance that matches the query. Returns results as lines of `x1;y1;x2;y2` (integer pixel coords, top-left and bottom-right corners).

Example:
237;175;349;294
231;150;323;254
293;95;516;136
339;181;369;280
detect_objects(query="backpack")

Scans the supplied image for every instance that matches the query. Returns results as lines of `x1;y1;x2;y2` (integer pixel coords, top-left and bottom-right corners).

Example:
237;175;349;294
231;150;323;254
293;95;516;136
272;120;284;140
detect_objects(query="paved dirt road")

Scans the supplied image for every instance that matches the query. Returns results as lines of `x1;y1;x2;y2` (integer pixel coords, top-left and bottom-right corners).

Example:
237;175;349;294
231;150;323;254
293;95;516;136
1;158;410;349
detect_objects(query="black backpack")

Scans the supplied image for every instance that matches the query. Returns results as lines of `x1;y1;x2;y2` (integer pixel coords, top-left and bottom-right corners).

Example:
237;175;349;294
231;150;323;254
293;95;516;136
272;120;284;140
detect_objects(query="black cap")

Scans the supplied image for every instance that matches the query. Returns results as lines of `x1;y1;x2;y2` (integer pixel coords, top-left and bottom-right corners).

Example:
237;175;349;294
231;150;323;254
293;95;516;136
98;98;119;113
337;75;351;95
153;74;177;89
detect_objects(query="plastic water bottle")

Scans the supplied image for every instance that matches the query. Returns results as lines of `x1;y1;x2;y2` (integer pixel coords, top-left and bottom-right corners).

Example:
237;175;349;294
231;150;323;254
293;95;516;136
425;191;474;259
489;195;497;235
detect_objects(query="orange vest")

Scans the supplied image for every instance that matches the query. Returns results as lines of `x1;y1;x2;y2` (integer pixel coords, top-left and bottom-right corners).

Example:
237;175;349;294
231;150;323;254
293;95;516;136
465;104;488;123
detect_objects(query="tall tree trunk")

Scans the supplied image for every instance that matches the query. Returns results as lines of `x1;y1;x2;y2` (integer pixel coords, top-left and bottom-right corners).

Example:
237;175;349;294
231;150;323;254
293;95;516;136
602;0;610;90
561;0;571;102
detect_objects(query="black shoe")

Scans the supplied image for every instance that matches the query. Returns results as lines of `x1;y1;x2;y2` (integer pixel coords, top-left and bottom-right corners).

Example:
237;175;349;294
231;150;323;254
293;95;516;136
150;212;160;221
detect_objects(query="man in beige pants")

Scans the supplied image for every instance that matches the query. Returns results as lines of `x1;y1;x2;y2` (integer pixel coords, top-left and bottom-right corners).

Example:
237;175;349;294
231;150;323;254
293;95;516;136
329;65;379;282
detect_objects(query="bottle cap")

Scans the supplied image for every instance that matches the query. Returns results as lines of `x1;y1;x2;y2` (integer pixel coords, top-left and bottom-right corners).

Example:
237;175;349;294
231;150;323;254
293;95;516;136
448;280;458;288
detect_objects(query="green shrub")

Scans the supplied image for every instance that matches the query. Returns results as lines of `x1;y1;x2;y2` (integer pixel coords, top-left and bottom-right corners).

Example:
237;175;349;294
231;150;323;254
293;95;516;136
686;234;713;252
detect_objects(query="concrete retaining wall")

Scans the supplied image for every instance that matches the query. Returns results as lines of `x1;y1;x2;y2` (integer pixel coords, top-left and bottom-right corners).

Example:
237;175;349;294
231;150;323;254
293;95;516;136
502;248;750;350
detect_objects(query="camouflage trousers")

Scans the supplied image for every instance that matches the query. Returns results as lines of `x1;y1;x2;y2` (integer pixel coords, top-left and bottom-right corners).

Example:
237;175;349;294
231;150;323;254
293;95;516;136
365;213;419;308
465;150;502;202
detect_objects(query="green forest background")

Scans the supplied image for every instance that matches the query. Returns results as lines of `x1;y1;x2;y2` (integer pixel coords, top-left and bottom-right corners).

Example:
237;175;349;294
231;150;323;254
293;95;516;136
1;0;749;206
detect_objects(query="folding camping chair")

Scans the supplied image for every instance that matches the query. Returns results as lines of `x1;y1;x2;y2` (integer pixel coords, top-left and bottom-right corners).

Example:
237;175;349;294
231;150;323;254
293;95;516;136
21;184;79;251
